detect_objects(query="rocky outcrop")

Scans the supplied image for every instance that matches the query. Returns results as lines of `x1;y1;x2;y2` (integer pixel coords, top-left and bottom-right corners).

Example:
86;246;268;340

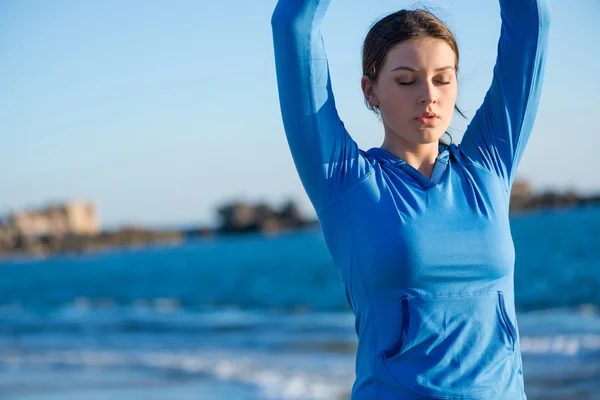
0;224;16;253
216;200;317;234
0;199;316;257
509;180;600;212
0;226;183;258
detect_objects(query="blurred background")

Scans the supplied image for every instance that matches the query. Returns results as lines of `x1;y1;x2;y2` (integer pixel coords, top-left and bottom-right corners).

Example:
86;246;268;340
1;0;599;399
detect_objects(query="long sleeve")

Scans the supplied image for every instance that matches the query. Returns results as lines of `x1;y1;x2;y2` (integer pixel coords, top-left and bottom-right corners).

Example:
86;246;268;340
271;0;370;213
459;0;551;191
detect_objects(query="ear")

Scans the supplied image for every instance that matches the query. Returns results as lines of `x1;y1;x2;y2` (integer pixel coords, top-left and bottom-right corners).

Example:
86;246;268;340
361;75;379;108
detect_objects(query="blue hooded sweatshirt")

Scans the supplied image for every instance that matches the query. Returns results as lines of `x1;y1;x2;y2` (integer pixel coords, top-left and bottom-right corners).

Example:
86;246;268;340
271;0;551;398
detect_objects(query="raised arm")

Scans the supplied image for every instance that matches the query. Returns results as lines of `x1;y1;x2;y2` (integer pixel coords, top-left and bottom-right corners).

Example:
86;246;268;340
459;0;551;191
271;0;369;213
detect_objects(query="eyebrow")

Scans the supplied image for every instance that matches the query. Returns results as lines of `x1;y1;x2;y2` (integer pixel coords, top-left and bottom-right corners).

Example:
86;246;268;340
391;66;455;72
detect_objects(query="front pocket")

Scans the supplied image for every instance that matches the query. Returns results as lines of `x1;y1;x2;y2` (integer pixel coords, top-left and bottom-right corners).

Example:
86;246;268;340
498;291;517;350
381;291;516;399
381;296;409;359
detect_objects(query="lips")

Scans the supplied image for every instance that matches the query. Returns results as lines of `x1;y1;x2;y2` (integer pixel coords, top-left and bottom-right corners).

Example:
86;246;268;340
415;113;439;126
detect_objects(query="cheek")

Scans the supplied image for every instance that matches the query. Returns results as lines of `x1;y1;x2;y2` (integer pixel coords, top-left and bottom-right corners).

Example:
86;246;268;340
378;87;411;115
445;85;458;105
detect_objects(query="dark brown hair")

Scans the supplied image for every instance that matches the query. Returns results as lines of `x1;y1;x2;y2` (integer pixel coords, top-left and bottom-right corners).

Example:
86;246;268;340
362;8;466;142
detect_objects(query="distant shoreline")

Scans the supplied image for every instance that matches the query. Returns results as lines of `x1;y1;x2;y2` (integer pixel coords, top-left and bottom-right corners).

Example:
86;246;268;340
0;226;324;261
1;192;599;259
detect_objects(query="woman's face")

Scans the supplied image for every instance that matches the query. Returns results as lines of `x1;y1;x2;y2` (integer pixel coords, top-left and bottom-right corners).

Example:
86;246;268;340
363;38;458;147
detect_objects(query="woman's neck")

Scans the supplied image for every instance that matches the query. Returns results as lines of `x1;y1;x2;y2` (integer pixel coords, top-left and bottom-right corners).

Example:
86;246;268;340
381;135;441;180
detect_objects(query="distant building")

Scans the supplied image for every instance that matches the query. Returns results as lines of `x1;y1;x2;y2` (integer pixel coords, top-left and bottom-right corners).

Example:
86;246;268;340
510;179;534;210
9;201;100;237
511;180;533;198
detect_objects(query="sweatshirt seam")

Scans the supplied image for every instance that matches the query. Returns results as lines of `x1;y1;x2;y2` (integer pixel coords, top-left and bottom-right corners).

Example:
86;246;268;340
306;7;326;189
317;168;375;215
343;196;381;399
462;158;511;211
464;159;509;193
306;4;372;215
508;2;545;187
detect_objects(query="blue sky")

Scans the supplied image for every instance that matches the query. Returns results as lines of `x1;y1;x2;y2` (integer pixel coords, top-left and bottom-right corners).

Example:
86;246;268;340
1;0;599;229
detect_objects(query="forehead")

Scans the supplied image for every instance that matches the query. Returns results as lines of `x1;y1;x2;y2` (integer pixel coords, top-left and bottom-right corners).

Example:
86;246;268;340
383;38;457;71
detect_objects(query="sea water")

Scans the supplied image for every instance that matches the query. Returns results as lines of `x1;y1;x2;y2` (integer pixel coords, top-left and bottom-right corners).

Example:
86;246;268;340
0;206;599;400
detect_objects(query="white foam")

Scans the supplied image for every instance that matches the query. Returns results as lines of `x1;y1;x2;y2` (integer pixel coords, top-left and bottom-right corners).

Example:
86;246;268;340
516;308;600;358
520;334;600;356
138;351;354;400
0;349;354;400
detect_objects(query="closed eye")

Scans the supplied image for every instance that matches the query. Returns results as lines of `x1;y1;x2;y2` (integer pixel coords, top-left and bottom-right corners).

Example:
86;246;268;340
397;81;451;86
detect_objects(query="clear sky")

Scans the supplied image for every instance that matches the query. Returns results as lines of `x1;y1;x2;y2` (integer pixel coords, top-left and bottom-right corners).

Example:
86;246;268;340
1;0;599;229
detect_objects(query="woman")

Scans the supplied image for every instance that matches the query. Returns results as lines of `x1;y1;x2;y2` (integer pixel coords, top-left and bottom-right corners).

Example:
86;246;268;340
271;0;550;398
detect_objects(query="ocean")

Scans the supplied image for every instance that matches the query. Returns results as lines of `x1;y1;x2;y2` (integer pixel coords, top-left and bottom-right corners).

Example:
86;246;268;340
0;205;599;400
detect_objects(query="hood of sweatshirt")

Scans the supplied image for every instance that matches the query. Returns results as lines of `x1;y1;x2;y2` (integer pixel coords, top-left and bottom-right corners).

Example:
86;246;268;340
364;144;453;189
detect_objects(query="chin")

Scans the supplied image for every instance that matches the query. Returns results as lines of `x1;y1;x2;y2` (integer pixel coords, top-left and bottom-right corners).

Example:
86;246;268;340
414;132;445;145
417;127;447;142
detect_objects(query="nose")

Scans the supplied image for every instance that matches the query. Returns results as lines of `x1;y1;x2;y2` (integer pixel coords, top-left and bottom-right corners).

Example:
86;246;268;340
418;82;438;105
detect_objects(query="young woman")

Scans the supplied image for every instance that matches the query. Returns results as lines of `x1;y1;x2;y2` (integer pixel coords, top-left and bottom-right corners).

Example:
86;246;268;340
271;0;550;398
